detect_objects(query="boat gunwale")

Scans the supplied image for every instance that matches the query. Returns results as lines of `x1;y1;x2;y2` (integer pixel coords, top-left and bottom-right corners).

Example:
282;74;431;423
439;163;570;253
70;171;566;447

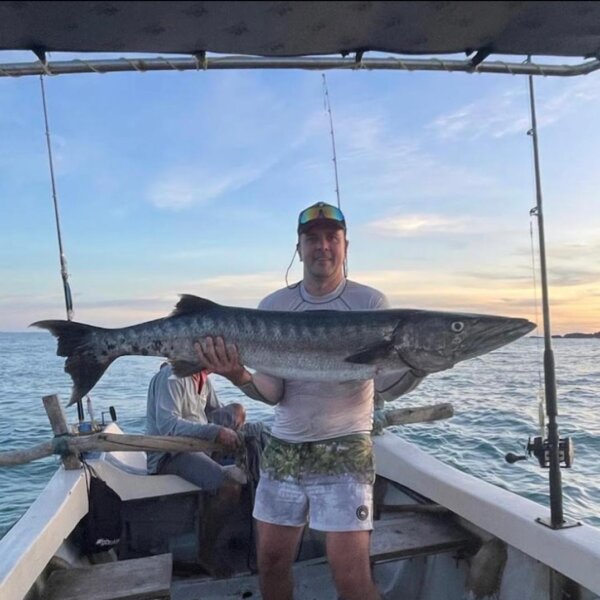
374;431;600;595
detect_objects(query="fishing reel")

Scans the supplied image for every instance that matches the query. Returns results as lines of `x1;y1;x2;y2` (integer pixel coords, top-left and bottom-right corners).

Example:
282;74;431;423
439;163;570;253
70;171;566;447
505;390;574;469
76;398;117;434
527;436;574;469
505;436;574;468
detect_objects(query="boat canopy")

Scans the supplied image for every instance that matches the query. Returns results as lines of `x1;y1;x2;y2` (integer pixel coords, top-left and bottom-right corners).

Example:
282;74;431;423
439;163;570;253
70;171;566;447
1;2;599;78
2;1;600;58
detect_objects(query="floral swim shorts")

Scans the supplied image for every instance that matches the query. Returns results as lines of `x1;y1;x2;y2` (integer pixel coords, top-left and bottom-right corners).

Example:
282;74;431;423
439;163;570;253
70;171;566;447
252;434;375;532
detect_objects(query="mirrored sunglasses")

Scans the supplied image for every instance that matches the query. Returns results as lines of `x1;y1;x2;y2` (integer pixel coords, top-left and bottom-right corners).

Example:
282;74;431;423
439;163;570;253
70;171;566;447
298;203;345;226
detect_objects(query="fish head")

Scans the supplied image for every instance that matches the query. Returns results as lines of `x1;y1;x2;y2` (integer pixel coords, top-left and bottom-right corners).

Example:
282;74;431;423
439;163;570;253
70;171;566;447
392;311;536;374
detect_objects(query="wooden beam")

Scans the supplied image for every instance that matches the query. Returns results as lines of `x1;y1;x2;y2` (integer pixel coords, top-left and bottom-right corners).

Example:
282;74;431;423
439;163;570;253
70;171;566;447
0;402;453;467
0;432;220;466
0;442;54;466
384;403;453;426
72;433;219;454
43;395;80;470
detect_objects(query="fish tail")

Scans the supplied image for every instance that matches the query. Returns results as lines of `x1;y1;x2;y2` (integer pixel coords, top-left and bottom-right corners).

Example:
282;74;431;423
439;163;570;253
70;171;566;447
31;320;115;406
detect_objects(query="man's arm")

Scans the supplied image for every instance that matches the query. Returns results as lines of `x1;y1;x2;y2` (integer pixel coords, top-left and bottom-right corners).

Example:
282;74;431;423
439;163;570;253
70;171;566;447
194;338;283;405
238;372;283;406
374;371;426;407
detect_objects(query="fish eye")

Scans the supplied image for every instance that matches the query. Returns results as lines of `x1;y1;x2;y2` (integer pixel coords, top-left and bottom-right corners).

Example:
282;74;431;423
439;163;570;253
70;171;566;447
451;321;465;333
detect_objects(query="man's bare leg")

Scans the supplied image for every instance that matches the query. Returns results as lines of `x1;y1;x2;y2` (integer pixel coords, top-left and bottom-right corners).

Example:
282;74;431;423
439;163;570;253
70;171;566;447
326;530;381;600
256;520;304;600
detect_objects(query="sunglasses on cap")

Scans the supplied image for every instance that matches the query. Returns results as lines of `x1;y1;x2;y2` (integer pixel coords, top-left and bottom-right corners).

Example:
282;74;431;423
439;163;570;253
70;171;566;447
297;202;346;233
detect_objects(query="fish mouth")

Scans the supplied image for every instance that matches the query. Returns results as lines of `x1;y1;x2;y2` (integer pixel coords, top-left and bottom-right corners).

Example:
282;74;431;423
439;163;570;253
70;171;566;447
467;318;536;357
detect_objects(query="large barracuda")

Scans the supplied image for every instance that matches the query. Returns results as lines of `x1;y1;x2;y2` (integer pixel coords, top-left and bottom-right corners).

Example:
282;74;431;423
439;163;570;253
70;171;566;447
33;294;535;405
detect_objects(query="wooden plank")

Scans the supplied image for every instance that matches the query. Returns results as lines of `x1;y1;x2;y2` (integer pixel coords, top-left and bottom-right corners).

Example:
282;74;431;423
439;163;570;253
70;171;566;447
371;513;477;562
45;554;172;600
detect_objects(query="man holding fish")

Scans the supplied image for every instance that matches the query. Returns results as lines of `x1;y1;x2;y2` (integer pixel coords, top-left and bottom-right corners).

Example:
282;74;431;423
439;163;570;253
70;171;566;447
196;201;398;600
35;201;534;598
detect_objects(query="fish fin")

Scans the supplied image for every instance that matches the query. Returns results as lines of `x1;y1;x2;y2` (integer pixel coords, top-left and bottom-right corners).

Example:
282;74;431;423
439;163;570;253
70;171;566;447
30;320;115;406
170;359;205;378
344;342;395;365
171;294;220;317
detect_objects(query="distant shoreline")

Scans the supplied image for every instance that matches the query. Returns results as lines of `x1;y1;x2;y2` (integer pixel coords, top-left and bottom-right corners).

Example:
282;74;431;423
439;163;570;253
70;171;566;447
551;332;600;339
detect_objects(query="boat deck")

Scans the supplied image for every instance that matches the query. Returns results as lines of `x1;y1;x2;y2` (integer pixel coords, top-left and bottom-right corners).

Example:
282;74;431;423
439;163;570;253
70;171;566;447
171;510;476;600
44;553;172;600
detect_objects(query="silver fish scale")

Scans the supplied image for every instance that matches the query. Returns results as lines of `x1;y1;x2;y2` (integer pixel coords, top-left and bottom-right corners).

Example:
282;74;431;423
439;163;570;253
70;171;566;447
227;310;390;380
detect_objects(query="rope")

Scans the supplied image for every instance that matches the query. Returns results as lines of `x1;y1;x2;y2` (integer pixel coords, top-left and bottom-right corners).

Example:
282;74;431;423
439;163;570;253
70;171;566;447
51;434;72;456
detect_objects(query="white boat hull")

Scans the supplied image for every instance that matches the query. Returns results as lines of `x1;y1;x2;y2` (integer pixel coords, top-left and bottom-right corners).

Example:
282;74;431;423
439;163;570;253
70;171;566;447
2;428;600;600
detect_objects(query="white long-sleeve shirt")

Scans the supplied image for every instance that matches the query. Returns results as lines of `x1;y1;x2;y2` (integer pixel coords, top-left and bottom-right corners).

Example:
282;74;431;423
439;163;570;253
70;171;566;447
146;364;222;473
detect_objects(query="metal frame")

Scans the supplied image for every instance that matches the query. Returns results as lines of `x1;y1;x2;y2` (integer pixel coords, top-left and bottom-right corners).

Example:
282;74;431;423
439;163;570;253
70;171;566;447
1;54;600;78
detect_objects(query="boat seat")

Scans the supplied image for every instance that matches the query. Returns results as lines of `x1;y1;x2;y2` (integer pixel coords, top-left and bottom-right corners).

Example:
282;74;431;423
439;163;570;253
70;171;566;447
44;553;172;600
88;453;202;501
105;451;149;475
370;513;478;562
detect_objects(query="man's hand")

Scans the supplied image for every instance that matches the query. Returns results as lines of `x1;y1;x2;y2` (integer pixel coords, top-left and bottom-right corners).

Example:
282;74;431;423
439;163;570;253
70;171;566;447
194;337;251;387
216;427;241;448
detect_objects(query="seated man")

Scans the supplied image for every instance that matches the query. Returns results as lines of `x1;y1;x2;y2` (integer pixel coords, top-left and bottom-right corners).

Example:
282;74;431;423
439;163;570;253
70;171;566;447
145;362;246;574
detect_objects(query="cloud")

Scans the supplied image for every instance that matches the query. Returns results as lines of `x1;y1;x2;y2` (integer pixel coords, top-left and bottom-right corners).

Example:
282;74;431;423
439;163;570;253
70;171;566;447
160;249;216;261
147;163;274;210
365;213;479;237
540;76;600;125
426;93;525;141
301;110;500;207
547;267;600;288
458;268;534;285
350;267;598;334
427;76;600;141
188;272;284;305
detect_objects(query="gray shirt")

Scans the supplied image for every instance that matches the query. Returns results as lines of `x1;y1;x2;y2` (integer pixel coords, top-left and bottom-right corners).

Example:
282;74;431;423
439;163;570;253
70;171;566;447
258;278;389;442
146;364;223;474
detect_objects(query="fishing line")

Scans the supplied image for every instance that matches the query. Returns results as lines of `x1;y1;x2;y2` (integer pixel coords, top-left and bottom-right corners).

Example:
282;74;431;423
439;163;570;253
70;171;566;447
322;74;341;209
284;248;300;290
528;216;543;391
529;214;546;436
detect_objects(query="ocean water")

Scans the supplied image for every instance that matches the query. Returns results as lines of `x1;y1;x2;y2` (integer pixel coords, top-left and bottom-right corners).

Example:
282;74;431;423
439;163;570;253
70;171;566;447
0;332;598;538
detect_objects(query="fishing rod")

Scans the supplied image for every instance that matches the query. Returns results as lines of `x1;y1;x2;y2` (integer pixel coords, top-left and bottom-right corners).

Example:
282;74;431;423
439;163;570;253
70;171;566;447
39;75;84;423
286;75;344;286
526;70;573;530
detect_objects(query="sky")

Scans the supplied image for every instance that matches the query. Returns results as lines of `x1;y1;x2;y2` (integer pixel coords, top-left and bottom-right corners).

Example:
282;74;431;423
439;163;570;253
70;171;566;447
1;51;599;334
